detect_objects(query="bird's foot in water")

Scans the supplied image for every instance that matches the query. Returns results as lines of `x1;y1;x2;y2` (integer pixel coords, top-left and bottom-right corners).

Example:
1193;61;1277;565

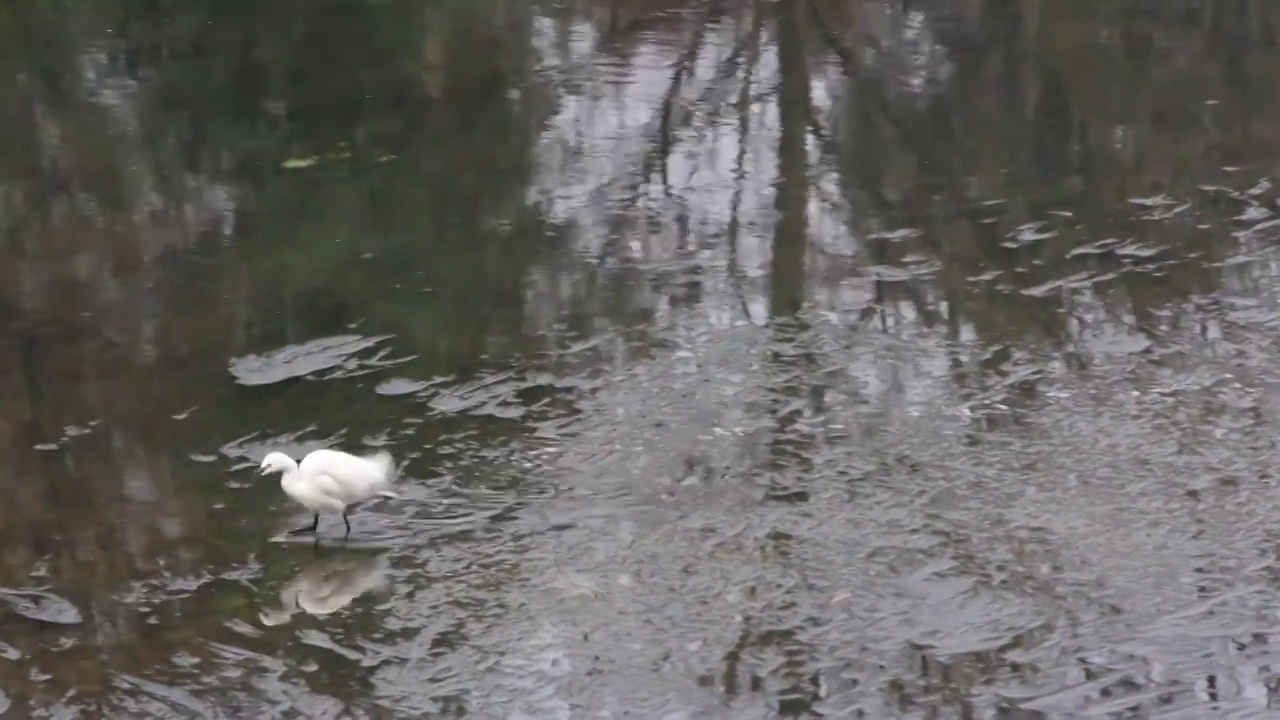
287;514;320;536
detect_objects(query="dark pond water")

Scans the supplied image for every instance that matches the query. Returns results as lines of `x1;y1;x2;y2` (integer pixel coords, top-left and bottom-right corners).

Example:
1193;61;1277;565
4;0;1280;717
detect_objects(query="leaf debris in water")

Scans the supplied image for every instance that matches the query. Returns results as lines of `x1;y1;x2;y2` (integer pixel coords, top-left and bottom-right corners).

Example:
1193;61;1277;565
0;589;83;625
281;156;320;169
281;150;357;169
228;334;395;386
375;378;430;396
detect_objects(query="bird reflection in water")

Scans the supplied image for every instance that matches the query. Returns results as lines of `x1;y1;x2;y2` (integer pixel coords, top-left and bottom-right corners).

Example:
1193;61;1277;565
259;550;391;626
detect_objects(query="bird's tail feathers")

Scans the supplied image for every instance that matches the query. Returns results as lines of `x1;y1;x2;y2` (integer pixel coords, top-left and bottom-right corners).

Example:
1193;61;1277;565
359;450;402;499
363;450;399;483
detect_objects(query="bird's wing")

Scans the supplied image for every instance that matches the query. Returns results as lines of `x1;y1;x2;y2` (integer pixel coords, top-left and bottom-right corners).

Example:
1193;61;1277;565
306;472;354;503
303;451;393;497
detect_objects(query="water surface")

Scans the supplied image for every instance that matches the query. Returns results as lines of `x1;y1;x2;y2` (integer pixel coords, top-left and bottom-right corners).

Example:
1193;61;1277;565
3;1;1280;717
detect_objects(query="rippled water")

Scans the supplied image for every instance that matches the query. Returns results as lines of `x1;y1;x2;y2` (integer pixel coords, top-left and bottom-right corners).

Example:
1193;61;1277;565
4;1;1280;717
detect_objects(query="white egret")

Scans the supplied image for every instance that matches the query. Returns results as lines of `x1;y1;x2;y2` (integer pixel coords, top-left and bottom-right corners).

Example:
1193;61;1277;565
258;449;401;537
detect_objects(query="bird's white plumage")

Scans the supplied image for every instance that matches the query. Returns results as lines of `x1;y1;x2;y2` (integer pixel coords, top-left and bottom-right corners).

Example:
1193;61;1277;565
260;448;400;516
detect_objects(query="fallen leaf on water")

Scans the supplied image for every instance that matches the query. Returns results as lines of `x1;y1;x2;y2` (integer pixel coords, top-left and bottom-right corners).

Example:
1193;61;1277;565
0;589;83;625
281;156;321;169
228;334;395;386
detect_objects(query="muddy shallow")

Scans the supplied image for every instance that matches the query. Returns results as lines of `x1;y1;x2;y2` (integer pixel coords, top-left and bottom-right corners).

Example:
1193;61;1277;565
3;1;1280;718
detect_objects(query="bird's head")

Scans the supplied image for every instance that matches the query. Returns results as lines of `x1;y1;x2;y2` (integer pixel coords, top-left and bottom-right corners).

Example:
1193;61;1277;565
259;452;296;476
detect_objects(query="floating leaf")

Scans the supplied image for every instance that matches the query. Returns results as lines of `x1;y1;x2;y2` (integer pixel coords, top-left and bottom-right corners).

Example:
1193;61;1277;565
228;334;395;386
281;156;321;169
0;589;83;625
375;378;429;396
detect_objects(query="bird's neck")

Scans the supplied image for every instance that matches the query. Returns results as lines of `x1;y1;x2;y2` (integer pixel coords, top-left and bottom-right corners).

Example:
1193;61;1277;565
280;466;302;488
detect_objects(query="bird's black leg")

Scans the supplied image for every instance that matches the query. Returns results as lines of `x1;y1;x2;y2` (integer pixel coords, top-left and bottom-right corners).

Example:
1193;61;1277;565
342;507;352;538
288;514;319;535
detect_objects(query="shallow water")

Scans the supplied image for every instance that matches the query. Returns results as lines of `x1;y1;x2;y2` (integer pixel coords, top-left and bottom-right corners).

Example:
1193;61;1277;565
3;0;1280;717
